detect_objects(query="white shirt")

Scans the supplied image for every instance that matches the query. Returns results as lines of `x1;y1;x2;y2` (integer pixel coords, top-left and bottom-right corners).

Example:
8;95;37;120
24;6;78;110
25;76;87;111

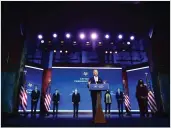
94;76;98;83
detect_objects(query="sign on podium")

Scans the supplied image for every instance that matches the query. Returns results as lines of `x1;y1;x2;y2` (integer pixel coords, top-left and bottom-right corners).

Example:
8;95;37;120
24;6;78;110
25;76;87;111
89;83;109;91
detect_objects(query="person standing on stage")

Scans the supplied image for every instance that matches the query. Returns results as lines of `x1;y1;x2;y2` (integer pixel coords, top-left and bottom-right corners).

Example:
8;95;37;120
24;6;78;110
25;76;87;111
52;89;60;117
136;79;149;117
104;90;112;116
88;69;103;120
116;88;124;117
31;86;40;117
72;89;80;118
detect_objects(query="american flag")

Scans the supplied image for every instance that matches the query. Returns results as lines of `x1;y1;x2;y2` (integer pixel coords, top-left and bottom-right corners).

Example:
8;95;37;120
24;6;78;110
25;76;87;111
19;85;27;112
148;90;157;113
44;82;51;112
124;94;131;112
145;73;157;113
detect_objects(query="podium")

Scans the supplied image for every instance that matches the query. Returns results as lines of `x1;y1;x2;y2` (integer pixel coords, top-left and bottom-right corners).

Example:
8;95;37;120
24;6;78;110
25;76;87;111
89;83;109;123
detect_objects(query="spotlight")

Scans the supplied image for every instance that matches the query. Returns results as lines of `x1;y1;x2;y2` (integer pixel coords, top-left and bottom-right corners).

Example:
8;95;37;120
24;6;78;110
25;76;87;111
118;34;123;39
86;42;90;44
99;42;102;45
73;41;76;44
91;33;97;40
53;33;57;38
130;36;135;40
105;51;108;54
110;51;113;54
122;49;125;52
127;41;131;45
54;50;56;53
38;34;43;39
66;33;71;38
60;50;62;53
41;40;44;43
105;34;109;39
115;51;118;54
65;50;68;53
80;33;85;39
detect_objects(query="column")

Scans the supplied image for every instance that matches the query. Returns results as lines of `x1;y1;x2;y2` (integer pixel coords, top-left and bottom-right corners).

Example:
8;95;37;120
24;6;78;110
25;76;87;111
143;26;169;116
122;69;131;115
40;50;54;115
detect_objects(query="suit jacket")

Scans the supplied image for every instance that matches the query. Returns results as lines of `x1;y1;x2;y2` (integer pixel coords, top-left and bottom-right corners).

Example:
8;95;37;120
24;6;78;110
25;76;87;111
31;90;40;102
87;76;103;89
72;93;80;104
136;85;148;100
52;93;60;104
116;91;124;101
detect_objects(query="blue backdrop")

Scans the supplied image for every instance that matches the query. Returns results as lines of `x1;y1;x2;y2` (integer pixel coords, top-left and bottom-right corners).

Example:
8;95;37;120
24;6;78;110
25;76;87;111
20;66;152;111
127;67;152;110
19;67;43;110
51;68;123;110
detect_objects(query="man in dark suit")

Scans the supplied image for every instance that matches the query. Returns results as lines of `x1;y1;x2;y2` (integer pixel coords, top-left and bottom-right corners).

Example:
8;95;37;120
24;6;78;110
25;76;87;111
31;86;40;117
116;88;124;117
52;89;60;118
72;89;80;118
88;69;103;120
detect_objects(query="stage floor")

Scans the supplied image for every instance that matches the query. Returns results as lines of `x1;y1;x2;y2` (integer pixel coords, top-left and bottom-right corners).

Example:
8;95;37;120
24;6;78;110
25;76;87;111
2;113;170;127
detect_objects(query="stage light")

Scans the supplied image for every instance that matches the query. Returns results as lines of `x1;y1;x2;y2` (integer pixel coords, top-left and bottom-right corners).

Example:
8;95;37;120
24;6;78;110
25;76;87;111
105;51;108;54
91;33;97;40
61;41;64;43
66;33;71;38
73;41;76;44
65;50;68;53
110;51;113;54
99;42;102;45
54;50;56;53
130;36;135;40
105;34;109;39
60;50;62;53
115;51;118;54
53;33;57;38
122;49;125;52
80;33;85;39
86;42;90;44
118;34;123;39
110;42;114;45
127;41;131;45
38;34;43;39
41;40;44;43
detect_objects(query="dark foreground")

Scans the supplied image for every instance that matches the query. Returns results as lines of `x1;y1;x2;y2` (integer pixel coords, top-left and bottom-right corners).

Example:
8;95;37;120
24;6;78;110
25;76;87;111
2;113;170;127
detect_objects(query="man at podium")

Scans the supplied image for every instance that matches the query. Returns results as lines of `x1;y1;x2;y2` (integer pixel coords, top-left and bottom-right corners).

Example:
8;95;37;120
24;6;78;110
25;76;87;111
88;69;103;120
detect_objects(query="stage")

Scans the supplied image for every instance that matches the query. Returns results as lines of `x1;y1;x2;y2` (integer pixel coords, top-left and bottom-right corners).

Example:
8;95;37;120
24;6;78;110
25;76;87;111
2;113;169;127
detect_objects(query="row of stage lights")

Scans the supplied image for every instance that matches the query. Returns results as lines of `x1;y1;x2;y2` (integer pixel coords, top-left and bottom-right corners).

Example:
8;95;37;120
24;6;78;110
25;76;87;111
53;50;119;54
39;33;134;54
38;33;135;41
41;40;131;46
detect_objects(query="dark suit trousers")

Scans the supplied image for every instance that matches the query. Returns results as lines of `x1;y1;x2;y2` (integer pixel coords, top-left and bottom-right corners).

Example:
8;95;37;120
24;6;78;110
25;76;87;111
117;100;123;116
138;99;148;117
73;103;79;117
105;103;111;114
31;101;38;116
53;103;59;116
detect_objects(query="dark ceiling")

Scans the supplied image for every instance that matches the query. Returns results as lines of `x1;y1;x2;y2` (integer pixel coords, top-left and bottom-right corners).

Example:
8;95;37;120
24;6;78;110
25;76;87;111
1;1;170;68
